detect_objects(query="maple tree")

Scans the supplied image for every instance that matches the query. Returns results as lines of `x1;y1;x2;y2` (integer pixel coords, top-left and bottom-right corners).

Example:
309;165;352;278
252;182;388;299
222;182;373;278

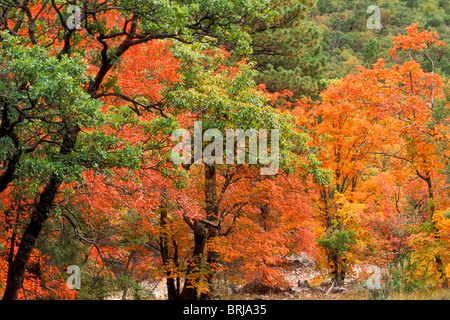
44;41;328;300
295;23;449;288
130;45;325;299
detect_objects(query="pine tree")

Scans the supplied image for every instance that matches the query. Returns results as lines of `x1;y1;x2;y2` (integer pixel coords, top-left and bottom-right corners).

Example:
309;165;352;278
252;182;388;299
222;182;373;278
249;0;327;100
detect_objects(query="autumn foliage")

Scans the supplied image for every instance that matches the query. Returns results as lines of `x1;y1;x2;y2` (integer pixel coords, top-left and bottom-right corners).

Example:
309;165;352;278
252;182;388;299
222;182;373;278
0;0;448;300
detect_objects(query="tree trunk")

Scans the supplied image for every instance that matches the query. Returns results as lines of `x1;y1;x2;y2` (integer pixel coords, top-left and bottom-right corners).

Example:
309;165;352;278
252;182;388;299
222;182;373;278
2;175;62;300
159;195;181;300
173;239;181;298
121;250;137;300
165;272;179;300
0;106;23;194
416;170;449;288
0;150;21;194
179;221;207;300
329;253;345;286
200;164;219;300
6;199;22;276
2;125;80;300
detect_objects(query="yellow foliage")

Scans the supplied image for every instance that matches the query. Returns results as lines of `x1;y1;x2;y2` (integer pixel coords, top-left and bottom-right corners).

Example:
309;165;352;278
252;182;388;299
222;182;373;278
434;209;450;242
309;273;327;287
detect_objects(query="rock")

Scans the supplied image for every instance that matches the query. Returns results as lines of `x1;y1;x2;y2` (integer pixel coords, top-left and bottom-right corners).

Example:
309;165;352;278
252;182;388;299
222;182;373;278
330;286;348;294
283;252;316;268
297;252;316;267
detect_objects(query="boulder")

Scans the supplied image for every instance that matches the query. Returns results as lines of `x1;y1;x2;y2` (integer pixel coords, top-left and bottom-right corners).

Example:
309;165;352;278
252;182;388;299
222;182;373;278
330;286;348;294
285;252;316;267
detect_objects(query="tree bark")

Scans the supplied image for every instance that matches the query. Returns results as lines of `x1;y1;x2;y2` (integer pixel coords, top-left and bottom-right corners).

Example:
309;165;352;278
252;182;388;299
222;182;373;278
7;199;22;276
0;104;23;194
0;150;21;194
159;195;181;300
121;250;137;300
200;164;219;300
179;221;207;300
2;125;80;300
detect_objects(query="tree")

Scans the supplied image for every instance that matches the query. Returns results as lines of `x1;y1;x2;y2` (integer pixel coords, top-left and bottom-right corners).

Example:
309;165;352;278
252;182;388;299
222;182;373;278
0;34;113;299
296;24;449;287
249;0;327;100
65;45;326;300
159;43;326;299
0;0;278;300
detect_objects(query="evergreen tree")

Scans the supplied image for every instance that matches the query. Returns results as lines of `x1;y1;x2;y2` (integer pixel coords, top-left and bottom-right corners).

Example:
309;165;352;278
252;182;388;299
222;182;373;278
249;0;327;100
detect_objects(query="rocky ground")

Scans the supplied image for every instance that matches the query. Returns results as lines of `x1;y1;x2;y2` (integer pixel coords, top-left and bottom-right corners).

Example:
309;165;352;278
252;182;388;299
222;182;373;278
229;253;368;300
109;253;450;300
108;252;372;300
136;252;370;300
